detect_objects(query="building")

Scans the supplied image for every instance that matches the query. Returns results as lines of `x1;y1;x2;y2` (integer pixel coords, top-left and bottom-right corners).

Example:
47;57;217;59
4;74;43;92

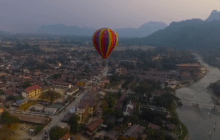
44;107;57;114
76;79;87;86
123;100;136;116
75;98;96;123
87;118;104;132
52;81;71;89
136;70;177;83
58;122;70;130
115;67;127;75
122;125;146;140
176;63;202;75
66;86;79;96
115;92;128;110
22;84;41;99
148;123;160;130
12;114;49;124
59;133;71;140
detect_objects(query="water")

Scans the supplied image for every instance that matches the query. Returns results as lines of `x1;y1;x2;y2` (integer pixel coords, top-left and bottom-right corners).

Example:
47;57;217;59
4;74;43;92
176;54;220;140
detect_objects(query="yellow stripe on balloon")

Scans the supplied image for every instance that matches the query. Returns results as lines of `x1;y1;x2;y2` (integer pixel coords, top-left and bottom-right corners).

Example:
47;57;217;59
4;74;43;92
98;29;104;58
106;28;112;58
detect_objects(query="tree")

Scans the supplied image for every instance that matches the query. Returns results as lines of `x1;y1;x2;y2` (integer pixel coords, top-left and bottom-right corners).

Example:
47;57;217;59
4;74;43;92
0;89;3;95
105;95;115;108
68;115;80;133
49;126;68;140
0;111;19;125
23;80;31;88
35;125;44;134
153;116;163;126
40;90;61;104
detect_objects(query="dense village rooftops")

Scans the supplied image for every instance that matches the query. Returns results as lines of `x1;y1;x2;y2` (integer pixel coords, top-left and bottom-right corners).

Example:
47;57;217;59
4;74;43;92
25;84;40;92
87;118;104;132
53;81;71;86
176;63;201;67
123;124;145;139
148;123;160;130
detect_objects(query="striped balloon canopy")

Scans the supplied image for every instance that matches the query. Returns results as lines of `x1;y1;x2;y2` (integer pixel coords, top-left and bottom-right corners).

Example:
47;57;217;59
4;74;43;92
92;28;118;59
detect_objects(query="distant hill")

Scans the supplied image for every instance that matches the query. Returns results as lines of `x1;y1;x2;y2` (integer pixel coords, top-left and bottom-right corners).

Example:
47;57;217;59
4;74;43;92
37;22;167;38
115;22;167;37
37;24;96;36
206;10;220;22
119;12;220;52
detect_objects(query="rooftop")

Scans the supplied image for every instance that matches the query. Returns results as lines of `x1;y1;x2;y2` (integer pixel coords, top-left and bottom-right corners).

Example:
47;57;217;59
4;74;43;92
25;84;40;92
87;118;104;132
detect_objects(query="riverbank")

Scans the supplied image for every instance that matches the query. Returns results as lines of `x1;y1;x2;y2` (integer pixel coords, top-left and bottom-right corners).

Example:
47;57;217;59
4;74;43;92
175;53;220;140
174;65;209;140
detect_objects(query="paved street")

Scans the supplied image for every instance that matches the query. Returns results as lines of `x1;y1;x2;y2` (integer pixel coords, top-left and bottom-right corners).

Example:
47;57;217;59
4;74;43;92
32;64;108;140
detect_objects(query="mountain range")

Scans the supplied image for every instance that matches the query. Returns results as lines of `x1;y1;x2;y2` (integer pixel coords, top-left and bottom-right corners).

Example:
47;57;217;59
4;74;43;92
36;22;167;38
119;10;220;52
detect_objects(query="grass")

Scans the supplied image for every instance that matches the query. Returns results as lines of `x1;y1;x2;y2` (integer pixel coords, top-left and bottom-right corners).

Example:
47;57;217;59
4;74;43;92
17;101;37;111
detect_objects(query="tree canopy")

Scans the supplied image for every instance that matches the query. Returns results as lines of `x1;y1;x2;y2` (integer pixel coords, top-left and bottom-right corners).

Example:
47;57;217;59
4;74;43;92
40;90;61;104
68;115;80;133
49;126;68;140
0;111;19;125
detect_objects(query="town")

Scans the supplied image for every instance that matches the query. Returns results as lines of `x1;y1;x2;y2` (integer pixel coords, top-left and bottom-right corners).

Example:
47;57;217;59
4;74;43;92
0;37;207;140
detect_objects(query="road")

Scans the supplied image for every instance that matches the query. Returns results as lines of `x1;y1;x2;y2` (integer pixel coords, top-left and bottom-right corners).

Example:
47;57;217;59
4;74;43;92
32;64;108;140
176;54;220;140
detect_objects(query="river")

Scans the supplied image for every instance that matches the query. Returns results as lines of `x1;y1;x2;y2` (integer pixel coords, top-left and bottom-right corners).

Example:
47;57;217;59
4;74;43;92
176;54;220;140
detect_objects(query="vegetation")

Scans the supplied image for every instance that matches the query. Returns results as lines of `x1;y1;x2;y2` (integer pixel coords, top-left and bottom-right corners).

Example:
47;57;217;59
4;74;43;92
68;115;80;133
49;126;68;140
209;80;220;97
40;90;61;104
18;101;37;111
0;111;19;125
7;95;24;101
35;125;44;134
23;80;32;88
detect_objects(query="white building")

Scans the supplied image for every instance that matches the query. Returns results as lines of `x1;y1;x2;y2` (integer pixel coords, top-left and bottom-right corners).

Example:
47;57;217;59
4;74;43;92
44;107;57;114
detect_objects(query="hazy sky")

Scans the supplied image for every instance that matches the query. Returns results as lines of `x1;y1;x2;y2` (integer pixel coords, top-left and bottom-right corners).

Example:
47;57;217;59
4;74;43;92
0;0;219;32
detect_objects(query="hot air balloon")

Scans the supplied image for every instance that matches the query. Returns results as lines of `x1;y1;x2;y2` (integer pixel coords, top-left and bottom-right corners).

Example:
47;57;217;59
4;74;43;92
92;28;118;59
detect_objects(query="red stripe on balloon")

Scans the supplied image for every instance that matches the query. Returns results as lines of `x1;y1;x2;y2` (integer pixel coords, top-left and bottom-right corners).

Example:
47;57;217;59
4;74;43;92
106;29;116;58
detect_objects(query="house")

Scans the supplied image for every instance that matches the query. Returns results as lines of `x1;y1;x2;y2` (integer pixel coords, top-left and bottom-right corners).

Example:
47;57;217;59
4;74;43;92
148;123;160;130
66;86;79;96
41;86;50;93
167;123;175;131
123;124;146;139
12;100;27;107
4;90;15;96
0;83;6;91
44;107;57;114
104;130;120;140
30;105;44;113
179;72;192;80
22;84;41;99
176;63;202;75
115;92;128;110
52;81;71;89
57;122;70;130
123;100;136;116
59;133;71;140
75;98;96;123
87;118;104;132
76;79;87;86
12;114;49;124
115;67;127;76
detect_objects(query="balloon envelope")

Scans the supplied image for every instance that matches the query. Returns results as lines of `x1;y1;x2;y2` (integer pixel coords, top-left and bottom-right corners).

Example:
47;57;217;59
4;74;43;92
92;28;118;59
